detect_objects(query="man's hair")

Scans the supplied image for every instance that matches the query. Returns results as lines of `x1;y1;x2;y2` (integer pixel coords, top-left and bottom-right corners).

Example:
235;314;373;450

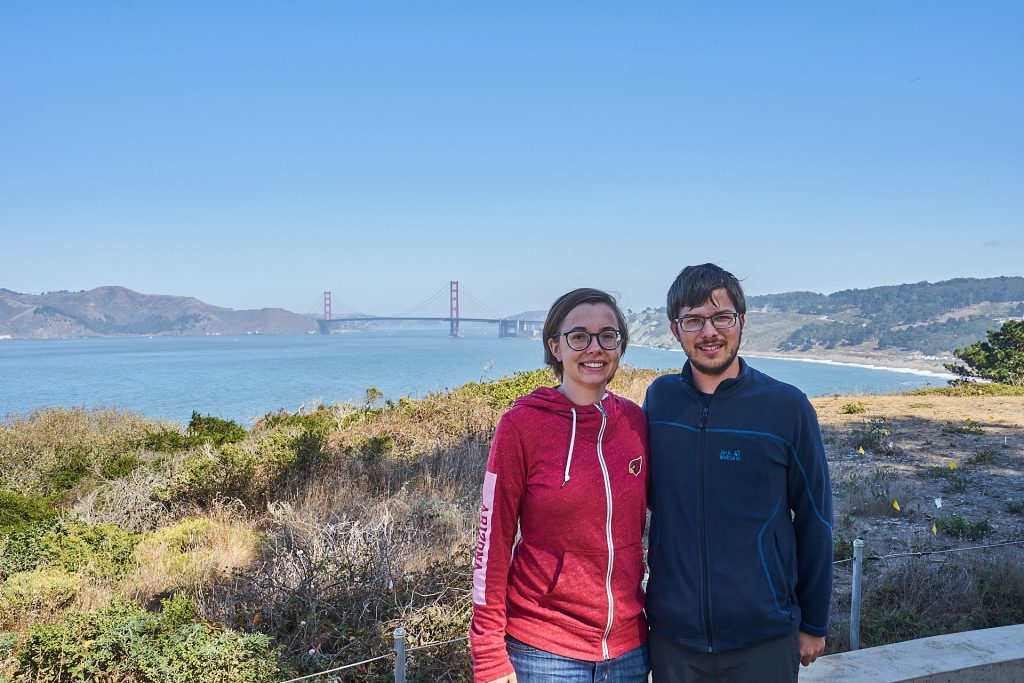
665;263;746;321
543;288;629;379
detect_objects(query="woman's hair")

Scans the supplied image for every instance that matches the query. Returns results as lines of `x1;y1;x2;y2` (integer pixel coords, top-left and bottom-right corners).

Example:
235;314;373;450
542;288;629;379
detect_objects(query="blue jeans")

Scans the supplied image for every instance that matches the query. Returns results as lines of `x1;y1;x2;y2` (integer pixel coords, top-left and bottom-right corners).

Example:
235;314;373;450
506;636;650;683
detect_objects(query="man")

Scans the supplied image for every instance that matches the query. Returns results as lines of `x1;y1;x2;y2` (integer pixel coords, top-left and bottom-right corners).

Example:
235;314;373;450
644;263;833;682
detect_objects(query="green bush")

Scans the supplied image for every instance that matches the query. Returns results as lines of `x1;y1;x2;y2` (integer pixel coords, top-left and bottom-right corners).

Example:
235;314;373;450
186;412;248;447
0;408;169;497
140;425;190;452
935;515;991;541
0;568;82;629
161;423;328;506
908;383;1024;397
942;419;984;435
841;401;867;414
0;492;57;533
16;595;281;682
256;406;340;441
99;454;143;479
849;418;900;455
450;368;555;410
0;520;139;579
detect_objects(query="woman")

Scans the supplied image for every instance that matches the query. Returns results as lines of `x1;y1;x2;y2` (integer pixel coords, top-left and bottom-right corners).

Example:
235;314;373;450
470;288;650;682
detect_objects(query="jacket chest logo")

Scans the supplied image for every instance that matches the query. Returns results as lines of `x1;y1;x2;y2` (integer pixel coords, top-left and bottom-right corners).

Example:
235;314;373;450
628;456;643;477
719;449;742;462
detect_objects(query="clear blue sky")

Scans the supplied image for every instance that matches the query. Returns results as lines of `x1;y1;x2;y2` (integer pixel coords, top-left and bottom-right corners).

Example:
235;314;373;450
2;2;1021;317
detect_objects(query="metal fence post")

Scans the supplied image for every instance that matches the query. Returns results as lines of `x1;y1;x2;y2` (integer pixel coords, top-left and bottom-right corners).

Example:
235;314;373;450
850;538;865;650
393;627;407;683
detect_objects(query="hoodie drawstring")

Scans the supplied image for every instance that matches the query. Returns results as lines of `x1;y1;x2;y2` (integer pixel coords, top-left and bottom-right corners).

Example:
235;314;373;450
561;407;577;487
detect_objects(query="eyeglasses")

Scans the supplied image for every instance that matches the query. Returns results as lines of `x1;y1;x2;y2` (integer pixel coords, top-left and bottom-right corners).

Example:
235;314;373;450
554;328;623;351
674;312;739;333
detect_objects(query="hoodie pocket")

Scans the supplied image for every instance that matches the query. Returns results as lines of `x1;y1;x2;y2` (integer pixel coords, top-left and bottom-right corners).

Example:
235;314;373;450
612;542;646;619
539;549;608;630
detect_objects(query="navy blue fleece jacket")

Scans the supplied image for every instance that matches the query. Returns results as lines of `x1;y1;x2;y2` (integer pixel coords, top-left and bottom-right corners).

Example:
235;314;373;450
644;358;833;652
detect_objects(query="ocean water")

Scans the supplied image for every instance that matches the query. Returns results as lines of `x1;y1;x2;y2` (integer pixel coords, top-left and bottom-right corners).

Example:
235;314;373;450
0;325;952;425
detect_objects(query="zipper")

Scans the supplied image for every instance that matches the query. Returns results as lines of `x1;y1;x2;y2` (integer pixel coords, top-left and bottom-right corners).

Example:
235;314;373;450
595;400;614;660
698;404;714;652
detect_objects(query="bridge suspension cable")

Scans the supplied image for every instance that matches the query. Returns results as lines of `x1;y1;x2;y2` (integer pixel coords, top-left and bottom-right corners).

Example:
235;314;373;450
460;287;502;319
386;284;449;318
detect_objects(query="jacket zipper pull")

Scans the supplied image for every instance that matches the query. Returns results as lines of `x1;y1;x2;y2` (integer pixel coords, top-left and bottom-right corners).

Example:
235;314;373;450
699;407;709;431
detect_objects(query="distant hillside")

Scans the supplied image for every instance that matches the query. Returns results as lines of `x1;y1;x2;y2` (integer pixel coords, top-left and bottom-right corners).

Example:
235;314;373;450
628;276;1024;364
0;287;317;339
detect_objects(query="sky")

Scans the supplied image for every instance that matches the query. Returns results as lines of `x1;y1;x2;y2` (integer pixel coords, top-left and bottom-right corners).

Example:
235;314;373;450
2;2;1022;318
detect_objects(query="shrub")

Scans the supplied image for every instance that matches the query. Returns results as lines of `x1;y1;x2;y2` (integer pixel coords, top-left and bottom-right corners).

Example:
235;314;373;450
15;595;281;682
449;368;555;410
162;422;329;506
1007;501;1024;514
838;549;1024;650
941;419;984;435
908;383;1024;397
934;515;991;541
0;492;57;533
967;449;996;465
834;537;854;562
0;519;139;579
140;425;190;452
0;408;169;497
124;516;259;603
849;418;900;455
0;568;83;629
917;465;971;494
99;453;143;479
186;412;248;447
841;401;867;414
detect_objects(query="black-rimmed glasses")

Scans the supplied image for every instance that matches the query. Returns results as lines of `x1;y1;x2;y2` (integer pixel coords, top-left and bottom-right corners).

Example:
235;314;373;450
674;312;739;333
554;328;623;351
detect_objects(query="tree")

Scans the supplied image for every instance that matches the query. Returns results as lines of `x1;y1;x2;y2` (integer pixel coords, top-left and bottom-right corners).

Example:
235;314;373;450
944;320;1024;386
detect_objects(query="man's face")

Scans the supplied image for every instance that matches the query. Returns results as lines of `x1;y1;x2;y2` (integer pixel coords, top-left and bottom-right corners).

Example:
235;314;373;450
671;288;744;380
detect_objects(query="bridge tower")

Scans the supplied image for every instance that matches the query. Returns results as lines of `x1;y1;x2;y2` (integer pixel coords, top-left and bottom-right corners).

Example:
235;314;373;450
449;280;460;336
317;291;333;335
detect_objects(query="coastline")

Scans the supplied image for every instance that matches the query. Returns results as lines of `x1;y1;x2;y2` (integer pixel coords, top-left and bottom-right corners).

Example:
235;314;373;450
742;351;956;380
631;342;956;379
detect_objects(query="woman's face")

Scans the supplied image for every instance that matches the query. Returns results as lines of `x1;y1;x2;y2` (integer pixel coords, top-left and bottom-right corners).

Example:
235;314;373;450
547;302;622;396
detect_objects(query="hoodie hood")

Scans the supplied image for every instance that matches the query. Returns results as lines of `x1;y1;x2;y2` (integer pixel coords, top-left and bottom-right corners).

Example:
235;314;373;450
513;385;621;420
512;385;623;487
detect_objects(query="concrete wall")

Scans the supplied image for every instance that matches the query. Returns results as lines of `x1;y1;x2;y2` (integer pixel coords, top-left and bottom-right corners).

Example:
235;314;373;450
800;624;1024;682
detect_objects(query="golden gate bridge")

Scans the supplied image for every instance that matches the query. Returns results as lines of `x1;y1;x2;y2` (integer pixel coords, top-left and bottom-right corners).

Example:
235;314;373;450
315;281;544;337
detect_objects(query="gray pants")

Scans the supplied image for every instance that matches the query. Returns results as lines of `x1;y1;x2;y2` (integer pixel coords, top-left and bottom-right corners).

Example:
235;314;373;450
649;630;800;683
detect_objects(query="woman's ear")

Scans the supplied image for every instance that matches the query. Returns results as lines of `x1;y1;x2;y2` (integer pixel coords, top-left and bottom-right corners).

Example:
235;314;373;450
547;337;561;361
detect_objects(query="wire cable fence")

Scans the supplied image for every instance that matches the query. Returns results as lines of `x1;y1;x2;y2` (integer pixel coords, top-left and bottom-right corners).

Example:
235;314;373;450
283;537;1023;681
280;631;470;683
840;536;1024;650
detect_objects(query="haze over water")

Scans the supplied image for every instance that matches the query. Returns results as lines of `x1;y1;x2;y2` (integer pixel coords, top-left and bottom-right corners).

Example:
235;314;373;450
1;327;950;425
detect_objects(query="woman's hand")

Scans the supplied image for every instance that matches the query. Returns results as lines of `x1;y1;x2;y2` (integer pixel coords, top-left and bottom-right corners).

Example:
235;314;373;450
485;675;517;683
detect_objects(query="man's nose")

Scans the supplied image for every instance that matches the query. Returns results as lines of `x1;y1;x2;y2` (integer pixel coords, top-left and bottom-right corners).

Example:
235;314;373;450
698;320;719;337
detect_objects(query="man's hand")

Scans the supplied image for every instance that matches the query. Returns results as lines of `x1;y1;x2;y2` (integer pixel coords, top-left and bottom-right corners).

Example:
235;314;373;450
485;675;517;683
798;632;825;666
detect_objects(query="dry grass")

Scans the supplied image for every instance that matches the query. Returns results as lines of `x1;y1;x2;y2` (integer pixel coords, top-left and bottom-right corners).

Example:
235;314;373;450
123;511;260;605
829;546;1024;652
0;407;170;496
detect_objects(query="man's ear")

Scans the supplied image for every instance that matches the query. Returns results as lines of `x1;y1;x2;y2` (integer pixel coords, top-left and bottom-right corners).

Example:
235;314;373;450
738;313;745;330
669;320;682;341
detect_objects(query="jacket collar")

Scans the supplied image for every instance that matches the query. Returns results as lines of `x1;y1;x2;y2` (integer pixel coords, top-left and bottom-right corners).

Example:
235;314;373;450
679;357;749;399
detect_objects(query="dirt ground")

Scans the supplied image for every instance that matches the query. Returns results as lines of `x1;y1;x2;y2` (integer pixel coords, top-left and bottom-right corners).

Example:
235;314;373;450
812;394;1024;557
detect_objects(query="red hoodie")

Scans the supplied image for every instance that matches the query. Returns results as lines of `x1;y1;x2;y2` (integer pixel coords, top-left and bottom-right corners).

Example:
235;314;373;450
470;387;649;682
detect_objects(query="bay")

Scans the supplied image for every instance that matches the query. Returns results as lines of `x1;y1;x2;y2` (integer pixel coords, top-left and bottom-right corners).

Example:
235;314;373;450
1;325;951;425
